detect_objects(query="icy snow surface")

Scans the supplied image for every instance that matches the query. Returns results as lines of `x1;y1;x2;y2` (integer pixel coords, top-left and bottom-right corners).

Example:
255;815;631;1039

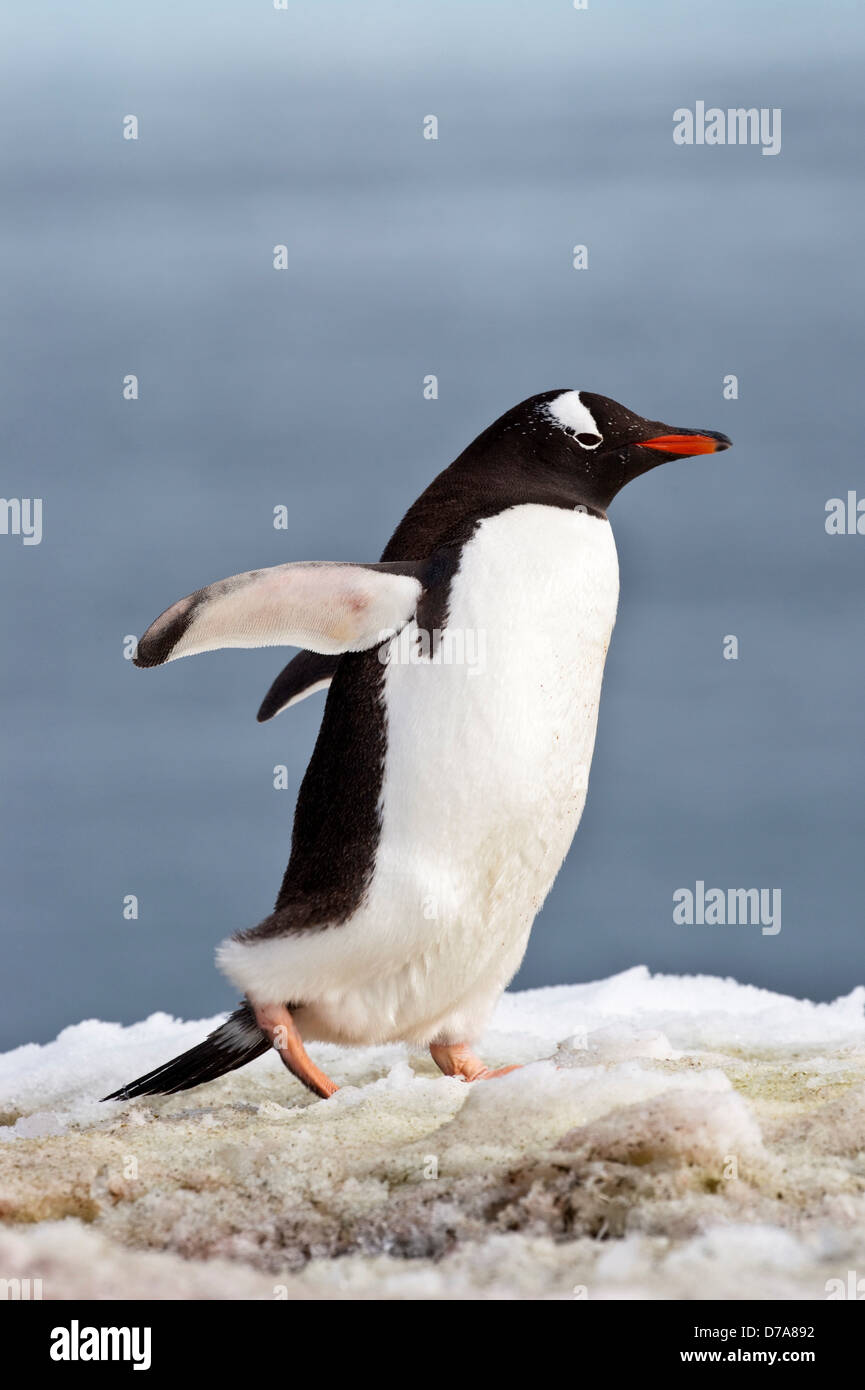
2;966;865;1300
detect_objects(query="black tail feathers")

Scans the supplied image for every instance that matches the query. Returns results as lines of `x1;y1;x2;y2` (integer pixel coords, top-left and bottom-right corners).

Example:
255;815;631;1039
102;1000;270;1102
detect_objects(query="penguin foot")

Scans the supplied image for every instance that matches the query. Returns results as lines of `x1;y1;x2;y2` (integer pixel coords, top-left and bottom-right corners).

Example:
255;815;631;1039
429;1042;521;1083
253;1002;338;1099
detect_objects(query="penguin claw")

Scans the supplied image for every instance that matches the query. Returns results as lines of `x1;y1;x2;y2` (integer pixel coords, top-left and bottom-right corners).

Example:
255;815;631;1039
429;1043;521;1083
253;1002;338;1099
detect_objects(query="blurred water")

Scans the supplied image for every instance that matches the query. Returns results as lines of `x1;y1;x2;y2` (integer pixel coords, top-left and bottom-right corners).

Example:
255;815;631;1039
1;0;863;1046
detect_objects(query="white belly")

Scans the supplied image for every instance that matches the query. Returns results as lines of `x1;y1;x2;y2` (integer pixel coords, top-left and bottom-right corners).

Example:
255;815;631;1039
219;505;619;1046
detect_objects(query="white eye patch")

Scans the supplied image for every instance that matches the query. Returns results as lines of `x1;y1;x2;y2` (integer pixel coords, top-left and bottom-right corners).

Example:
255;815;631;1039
544;391;604;448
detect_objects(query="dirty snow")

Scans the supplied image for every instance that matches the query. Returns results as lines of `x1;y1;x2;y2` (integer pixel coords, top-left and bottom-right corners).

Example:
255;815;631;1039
1;967;864;1300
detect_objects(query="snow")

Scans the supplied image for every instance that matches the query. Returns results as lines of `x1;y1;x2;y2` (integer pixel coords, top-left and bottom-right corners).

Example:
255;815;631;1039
1;966;865;1300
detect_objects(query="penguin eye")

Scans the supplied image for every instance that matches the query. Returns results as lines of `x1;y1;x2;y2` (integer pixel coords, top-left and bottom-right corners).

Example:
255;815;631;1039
575;432;603;449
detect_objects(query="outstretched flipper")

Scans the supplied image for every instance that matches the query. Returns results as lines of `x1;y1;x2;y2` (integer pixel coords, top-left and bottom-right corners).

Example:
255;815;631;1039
133;559;427;668
103;1001;270;1100
256;649;340;722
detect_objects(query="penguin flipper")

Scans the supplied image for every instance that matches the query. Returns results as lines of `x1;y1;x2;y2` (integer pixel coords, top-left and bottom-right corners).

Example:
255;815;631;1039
133;559;427;669
102;1002;270;1101
256;650;339;723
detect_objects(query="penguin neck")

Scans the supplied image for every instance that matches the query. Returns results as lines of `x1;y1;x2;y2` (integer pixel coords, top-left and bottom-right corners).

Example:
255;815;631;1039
382;438;615;563
448;426;621;515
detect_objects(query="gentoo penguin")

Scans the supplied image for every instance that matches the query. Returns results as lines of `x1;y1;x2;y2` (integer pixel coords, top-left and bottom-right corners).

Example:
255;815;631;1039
105;390;730;1103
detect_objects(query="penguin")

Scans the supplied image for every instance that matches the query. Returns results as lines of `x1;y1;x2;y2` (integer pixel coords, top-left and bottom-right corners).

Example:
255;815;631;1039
105;390;730;1103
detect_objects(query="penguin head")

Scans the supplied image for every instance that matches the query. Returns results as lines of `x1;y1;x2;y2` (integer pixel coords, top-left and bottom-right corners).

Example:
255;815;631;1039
497;389;731;511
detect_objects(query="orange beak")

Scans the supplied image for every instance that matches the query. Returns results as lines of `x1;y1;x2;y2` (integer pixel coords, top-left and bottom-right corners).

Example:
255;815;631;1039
640;433;729;455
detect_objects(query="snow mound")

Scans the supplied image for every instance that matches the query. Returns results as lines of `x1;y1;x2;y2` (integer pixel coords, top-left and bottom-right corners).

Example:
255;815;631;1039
1;967;864;1300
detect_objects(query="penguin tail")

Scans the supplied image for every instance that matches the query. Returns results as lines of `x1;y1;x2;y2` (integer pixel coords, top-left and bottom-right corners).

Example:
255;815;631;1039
102;1000;270;1102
